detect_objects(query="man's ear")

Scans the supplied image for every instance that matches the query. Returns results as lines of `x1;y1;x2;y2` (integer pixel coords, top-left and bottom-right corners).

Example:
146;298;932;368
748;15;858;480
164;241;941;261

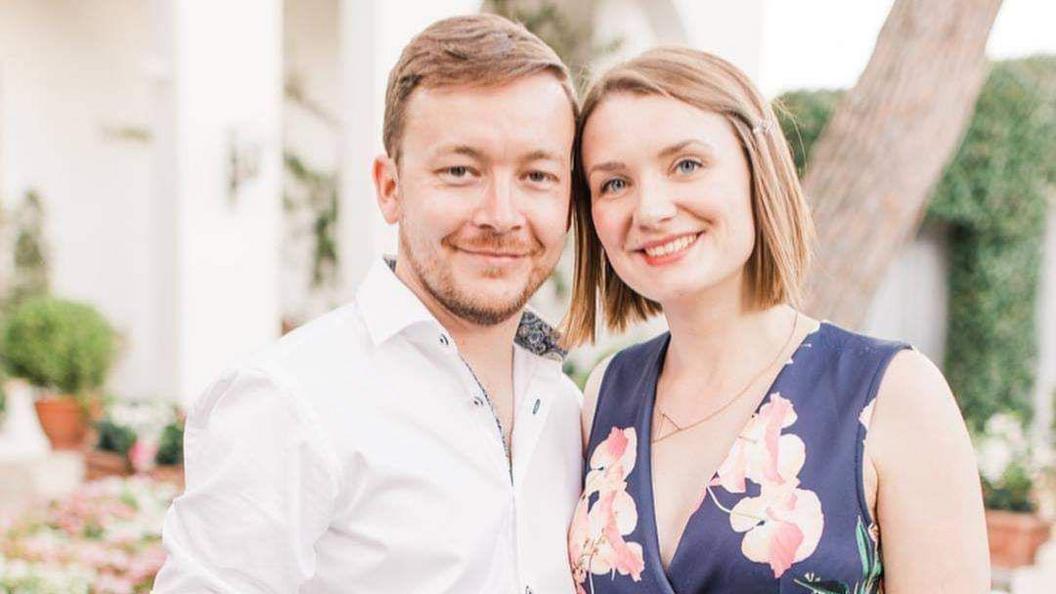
372;154;400;225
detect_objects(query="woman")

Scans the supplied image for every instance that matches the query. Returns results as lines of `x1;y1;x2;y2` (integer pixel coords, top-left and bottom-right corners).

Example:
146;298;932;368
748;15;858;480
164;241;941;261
563;47;988;594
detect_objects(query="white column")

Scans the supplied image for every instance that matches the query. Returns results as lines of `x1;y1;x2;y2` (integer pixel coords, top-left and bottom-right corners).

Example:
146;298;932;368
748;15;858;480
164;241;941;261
337;0;385;292
153;0;284;404
1032;211;1056;445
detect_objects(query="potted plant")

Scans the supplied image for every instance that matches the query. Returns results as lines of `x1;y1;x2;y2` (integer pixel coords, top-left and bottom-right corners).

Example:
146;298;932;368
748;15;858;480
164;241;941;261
976;413;1053;568
150;411;185;488
86;399;185;488
0;296;117;449
85;416;136;480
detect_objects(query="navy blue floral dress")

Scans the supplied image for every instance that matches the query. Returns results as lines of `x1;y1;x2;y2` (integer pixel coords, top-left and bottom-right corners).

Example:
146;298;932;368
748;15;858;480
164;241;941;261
568;322;910;594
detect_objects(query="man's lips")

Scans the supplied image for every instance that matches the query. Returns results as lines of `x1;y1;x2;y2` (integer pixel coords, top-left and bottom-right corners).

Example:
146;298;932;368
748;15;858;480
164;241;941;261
456;247;531;258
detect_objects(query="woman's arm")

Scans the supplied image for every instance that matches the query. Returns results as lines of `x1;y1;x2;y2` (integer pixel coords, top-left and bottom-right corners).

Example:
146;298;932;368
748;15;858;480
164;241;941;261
866;349;990;593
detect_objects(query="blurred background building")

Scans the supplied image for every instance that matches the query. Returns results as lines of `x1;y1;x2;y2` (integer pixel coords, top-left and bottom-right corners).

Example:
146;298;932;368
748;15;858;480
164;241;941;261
1;0;1055;591
0;0;1049;406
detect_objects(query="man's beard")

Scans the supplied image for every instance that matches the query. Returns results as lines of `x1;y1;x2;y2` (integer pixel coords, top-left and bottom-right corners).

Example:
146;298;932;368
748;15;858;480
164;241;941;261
399;227;551;326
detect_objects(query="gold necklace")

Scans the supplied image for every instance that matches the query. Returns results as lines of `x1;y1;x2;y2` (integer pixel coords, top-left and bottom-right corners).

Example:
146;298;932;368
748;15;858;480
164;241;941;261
652;312;800;444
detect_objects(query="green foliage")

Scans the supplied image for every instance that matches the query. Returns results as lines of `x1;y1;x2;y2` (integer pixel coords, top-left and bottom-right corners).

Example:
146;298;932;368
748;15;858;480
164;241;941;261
0;296;118;396
774;89;844;177
155;420;184;466
982;462;1037;513
284;152;339;288
935;57;1056;431
928;57;1056;234
777;56;1056;432
8;189;51;306
945;230;1042;429
96;418;137;456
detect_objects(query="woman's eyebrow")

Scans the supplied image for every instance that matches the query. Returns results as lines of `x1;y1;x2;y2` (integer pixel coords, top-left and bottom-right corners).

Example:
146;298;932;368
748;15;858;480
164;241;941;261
657;138;715;160
586;160;626;177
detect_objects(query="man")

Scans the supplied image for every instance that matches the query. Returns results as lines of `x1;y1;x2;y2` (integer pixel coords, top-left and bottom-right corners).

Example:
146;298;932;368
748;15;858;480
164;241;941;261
154;14;582;594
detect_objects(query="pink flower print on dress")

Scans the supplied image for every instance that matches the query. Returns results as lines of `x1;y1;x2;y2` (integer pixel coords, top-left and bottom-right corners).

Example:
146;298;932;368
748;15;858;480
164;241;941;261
712;393;805;493
729;482;824;578
706;393;825;578
569;427;647;592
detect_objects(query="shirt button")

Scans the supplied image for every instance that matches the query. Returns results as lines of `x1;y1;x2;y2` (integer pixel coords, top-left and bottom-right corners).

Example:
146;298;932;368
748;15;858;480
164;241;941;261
472;397;484;407
525;587;532;594
531;398;541;414
439;334;450;346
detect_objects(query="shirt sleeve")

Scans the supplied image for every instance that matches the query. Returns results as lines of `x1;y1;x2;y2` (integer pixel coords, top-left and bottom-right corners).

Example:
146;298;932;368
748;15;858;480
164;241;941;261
152;366;340;593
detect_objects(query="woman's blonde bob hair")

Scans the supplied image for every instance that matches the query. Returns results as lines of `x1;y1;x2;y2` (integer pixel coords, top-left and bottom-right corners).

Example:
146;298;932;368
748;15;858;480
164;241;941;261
562;47;815;347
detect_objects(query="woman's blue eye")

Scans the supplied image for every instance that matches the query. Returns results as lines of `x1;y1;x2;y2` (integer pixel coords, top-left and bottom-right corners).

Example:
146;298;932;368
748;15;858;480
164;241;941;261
676;159;701;174
601;178;627;194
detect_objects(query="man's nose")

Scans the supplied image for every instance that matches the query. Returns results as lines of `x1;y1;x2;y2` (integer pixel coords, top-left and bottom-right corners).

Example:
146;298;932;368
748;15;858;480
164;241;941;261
474;175;524;233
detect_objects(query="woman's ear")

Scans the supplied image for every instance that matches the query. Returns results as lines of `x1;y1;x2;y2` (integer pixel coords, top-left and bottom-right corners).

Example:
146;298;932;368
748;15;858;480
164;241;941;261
372;154;400;224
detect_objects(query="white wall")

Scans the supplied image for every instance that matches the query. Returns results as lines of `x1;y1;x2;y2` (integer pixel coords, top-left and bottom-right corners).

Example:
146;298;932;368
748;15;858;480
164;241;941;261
1033;210;1056;443
863;224;950;363
0;1;295;406
0;0;158;399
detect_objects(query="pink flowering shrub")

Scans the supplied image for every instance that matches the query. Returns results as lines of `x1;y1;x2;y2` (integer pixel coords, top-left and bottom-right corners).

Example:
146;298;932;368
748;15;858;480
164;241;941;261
0;476;176;593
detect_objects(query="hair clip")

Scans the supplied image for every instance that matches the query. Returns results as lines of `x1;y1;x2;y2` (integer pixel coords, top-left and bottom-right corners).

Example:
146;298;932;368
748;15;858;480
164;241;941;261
752;118;775;136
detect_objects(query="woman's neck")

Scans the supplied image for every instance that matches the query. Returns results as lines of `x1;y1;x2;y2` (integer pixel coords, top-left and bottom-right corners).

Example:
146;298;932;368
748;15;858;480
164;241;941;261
660;279;798;398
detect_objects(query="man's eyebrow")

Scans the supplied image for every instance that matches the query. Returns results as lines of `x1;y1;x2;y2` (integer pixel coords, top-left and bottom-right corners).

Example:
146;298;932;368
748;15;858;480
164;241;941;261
432;144;485;160
521;149;564;163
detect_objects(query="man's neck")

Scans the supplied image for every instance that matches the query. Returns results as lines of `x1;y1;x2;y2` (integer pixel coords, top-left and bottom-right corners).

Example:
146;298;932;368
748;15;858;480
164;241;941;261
391;258;520;376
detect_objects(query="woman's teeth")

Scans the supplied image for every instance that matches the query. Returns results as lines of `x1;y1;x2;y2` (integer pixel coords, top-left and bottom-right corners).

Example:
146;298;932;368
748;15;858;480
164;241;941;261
644;234;695;258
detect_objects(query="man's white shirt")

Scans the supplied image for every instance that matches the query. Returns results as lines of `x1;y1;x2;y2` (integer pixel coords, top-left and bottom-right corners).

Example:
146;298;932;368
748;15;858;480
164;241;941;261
154;259;584;593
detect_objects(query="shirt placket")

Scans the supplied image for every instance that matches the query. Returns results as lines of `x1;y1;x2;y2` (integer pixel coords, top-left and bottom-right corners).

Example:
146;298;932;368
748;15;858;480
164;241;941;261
436;331;513;482
436;330;522;590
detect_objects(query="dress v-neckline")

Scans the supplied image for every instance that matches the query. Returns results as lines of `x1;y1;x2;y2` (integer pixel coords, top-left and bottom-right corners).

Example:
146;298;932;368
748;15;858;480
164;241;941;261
635;323;826;592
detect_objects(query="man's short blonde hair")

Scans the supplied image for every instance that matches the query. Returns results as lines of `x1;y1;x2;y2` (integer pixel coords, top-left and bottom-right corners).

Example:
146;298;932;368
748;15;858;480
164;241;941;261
383;14;578;162
562;47;815;346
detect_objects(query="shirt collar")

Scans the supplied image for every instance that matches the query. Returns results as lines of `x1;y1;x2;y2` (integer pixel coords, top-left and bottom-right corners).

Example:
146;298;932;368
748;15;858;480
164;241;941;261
355;257;567;361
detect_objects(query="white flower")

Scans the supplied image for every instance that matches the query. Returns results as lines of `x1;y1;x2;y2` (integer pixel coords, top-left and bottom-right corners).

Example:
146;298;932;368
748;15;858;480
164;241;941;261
974;412;1038;481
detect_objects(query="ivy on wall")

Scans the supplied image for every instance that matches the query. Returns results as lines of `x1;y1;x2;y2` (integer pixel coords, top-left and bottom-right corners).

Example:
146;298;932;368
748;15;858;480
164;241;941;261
777;56;1056;432
283;153;339;289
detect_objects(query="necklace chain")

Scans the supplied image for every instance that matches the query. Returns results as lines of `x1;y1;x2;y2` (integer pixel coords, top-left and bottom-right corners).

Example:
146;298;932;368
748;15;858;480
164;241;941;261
652;312;800;444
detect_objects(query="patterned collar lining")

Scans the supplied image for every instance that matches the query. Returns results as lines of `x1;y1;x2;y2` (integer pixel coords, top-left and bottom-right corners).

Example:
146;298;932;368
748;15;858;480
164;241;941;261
383;256;566;361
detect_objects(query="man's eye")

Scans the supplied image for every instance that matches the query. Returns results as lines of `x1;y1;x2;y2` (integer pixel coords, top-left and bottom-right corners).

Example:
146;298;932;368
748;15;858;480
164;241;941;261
600;178;627;194
675;159;702;175
527;171;555;183
447;166;469;177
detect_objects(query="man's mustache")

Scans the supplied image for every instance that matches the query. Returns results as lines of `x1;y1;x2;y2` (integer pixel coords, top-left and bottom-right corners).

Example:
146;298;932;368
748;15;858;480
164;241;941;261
445;232;542;256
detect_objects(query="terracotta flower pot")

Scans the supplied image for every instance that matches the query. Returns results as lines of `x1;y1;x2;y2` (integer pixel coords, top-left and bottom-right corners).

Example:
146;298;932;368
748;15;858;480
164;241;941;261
148;464;185;491
33;394;88;450
84;448;133;480
986;509;1053;568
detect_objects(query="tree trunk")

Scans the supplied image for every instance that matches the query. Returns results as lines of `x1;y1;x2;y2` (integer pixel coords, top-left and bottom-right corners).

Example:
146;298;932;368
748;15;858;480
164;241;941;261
802;0;1003;327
